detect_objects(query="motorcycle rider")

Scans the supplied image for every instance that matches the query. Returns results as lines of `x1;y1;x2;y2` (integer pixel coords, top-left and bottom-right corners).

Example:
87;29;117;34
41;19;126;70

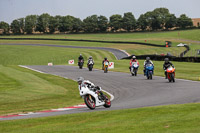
87;56;94;66
102;57;109;70
78;54;84;66
129;56;139;71
143;57;154;76
163;58;174;79
77;77;106;100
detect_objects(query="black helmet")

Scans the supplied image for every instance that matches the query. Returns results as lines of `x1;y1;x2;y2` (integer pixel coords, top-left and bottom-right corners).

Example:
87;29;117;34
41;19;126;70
146;57;150;61
164;58;169;63
104;57;107;60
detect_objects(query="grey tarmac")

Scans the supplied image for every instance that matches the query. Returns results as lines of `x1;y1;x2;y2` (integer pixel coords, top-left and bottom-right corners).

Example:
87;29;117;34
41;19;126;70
1;65;200;120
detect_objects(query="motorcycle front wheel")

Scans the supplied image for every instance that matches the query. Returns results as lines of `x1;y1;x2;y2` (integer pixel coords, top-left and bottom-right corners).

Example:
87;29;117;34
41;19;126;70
103;96;111;108
104;67;108;73
84;95;96;110
171;73;175;82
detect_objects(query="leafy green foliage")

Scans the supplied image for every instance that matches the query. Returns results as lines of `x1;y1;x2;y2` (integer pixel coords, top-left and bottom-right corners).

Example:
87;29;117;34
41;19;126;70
36;13;51;33
109;14;123;31
25;15;38;34
122;12;136;31
0;21;9;34
177;14;193;28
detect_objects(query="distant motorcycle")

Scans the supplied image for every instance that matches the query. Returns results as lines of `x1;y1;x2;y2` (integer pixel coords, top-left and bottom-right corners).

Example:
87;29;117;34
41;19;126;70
103;61;109;73
145;64;154;79
88;60;94;71
166;66;175;82
79;84;111;110
78;59;84;69
131;62;139;76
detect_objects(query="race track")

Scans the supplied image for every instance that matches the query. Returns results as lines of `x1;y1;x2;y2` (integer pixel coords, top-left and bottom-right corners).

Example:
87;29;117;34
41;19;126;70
1;65;200;120
1;43;200;120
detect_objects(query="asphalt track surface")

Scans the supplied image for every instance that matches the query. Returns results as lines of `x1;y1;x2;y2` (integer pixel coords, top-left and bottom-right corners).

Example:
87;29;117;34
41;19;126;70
1;65;200;121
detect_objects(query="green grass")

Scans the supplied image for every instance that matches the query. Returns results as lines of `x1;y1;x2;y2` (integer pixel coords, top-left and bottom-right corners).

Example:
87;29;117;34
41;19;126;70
1;103;200;133
0;45;116;65
1;29;200;56
0;39;187;57
0;65;83;115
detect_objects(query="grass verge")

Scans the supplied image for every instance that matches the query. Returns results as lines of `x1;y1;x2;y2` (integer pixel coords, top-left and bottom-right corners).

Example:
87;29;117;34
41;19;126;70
0;65;82;115
1;103;200;133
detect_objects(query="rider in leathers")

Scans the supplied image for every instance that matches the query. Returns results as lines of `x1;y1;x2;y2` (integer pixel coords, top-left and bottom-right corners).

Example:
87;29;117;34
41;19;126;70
77;77;105;100
143;57;154;75
102;57;109;70
163;58;174;79
129;56;139;71
78;54;84;66
87;56;94;66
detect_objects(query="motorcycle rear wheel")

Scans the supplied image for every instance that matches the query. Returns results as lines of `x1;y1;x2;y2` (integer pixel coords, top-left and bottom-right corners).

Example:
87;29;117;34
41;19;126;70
84;95;96;110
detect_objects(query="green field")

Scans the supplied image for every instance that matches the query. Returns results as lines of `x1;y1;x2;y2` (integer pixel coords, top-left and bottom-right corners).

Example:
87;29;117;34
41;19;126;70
0;30;200;132
0;65;84;115
1;29;200;56
1;103;200;133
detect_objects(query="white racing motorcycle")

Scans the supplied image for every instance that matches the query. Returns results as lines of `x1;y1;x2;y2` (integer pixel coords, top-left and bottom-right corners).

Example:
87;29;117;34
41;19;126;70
131;62;139;76
79;81;111;110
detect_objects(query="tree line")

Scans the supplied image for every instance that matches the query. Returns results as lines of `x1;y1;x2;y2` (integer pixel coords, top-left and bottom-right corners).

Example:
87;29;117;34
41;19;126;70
0;8;194;34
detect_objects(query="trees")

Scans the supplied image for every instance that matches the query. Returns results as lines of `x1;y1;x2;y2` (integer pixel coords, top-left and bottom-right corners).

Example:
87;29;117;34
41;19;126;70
122;12;136;31
165;14;177;30
18;18;25;34
98;15;108;32
11;19;20;34
49;16;60;33
72;18;83;33
0;21;9;34
36;13;50;33
58;15;75;33
25;15;37;34
177;14;193;29
10;18;25;34
5;8;194;34
109;14;123;31
83;15;98;32
137;14;148;31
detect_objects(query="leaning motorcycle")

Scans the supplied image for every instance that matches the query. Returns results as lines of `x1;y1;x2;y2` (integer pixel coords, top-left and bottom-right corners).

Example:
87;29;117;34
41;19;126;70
131;62;139;76
78;59;84;69
104;61;109;73
88;61;94;71
166;66;175;82
145;64;154;79
79;84;111;110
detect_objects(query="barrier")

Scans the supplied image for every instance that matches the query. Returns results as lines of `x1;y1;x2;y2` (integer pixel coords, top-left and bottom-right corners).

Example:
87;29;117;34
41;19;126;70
0;38;165;47
122;54;200;62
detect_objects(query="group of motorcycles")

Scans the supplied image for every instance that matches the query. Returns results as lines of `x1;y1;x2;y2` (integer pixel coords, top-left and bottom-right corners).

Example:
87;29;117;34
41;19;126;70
130;62;176;82
78;59;109;73
78;58;176;110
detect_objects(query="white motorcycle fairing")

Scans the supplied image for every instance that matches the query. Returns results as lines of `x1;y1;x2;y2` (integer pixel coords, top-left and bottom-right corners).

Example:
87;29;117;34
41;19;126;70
79;81;105;107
